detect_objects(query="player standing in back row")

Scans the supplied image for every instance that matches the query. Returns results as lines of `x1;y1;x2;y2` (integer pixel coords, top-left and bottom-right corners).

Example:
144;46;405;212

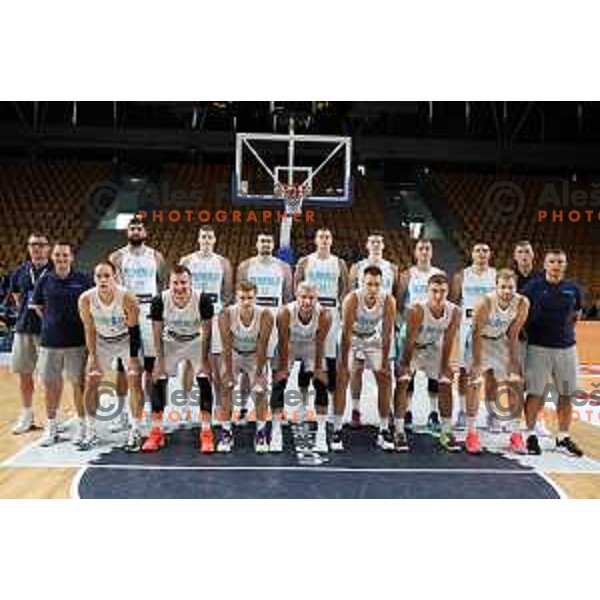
348;232;398;427
295;228;349;412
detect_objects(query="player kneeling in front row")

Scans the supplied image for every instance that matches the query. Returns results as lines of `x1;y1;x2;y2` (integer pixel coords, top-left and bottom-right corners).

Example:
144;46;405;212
146;265;214;452
333;265;396;451
79;261;143;451
219;280;274;453
271;282;331;452
395;273;461;452
468;269;530;454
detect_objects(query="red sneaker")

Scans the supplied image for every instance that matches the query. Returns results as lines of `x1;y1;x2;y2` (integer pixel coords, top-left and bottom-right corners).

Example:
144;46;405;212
200;428;214;453
350;409;362;429
465;430;482;454
142;426;165;452
509;431;526;454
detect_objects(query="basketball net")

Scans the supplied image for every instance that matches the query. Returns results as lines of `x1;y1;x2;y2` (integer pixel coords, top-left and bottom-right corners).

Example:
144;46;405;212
276;183;307;249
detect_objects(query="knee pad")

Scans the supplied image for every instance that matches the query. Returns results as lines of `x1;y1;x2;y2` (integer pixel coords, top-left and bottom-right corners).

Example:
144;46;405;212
313;378;328;408
298;366;312;389
326;357;336;393
407;374;416;393
427;378;439;394
116;358;125;373
151;377;167;414
144;356;156;374
270;378;288;410
197;376;213;415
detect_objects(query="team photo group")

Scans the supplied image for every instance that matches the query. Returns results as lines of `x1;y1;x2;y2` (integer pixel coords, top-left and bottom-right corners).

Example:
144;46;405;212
8;217;584;459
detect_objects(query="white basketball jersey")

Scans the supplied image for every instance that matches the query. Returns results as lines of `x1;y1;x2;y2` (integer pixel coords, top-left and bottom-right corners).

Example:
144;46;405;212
162;290;202;342
288;301;321;345
481;293;521;339
305;253;340;308
246;257;285;308
352;291;385;344
462;266;497;317
186;251;225;313
356;258;395;295
415;300;454;349
120;246;158;301
90;287;128;339
406;265;444;307
229;305;262;354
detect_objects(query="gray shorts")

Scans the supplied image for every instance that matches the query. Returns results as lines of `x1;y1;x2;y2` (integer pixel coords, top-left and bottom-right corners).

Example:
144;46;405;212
11;333;40;374
38;346;86;384
525;344;578;397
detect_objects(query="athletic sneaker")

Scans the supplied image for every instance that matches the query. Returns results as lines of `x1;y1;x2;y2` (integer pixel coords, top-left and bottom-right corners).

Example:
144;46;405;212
526;434;542;455
465;430;482;454
142;426;165;452
254;428;269;454
404;410;414;434
439;430;461;452
78;432;99;452
330;430;344;452
315;427;328;453
394;430;409;452
200;428;214;453
350;409;362;429
509;432;526;454
238;408;248;427
109;410;129;434
455;410;467;431
270;427;283;453
217;428;233;453
377;429;394;451
39;421;60;447
123;430;142;453
556;436;584;457
72;421;86;447
426;411;442;437
12;410;34;435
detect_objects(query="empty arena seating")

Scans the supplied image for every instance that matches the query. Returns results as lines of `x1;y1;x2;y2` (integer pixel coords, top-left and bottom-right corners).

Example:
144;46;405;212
0;162;114;267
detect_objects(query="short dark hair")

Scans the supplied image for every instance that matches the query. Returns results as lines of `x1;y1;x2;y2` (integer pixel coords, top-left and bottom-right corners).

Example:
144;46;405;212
28;231;49;242
95;260;117;275
363;265;383;279
53;240;73;250
128;217;145;228
170;264;191;278
237;280;257;294
428;272;449;287
257;231;274;240
199;225;215;235
545;248;566;257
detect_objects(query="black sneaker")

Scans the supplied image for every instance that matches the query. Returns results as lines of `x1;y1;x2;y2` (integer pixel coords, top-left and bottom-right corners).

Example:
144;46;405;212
123;431;142;453
526;434;542;455
556;436;584;457
426;411;442;437
330;430;344;452
404;410;414;434
377;428;394;451
394;431;409;452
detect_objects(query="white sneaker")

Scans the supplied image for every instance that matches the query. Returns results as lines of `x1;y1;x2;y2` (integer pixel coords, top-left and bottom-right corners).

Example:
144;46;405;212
78;431;99;451
270;426;283;452
72;420;86;447
39;421;60;447
12;410;34;435
109;410;129;433
315;427;328;453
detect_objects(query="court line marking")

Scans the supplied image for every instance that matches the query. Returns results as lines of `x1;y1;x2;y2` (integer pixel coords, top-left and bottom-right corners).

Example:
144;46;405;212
70;467;85;500
536;470;568;499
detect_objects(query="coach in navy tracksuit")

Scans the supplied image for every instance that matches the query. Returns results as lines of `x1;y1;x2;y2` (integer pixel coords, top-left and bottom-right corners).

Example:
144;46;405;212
521;249;584;457
31;242;92;447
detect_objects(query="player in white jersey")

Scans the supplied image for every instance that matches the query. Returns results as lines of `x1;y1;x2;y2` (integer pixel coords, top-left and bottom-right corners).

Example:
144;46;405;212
467;269;529;454
271;282;331;452
295;228;349;407
109;217;167;430
180;225;233;416
332;265;396;452
78;261;142;450
218;280;274;453
395;273;461;452
397;238;444;434
145;265;214;453
348;232;399;428
450;242;497;429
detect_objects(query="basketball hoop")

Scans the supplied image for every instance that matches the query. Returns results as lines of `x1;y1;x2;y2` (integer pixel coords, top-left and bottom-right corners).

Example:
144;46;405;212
275;183;306;217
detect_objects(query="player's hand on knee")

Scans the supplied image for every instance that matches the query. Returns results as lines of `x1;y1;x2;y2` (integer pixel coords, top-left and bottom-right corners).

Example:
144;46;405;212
314;367;327;386
273;368;289;383
86;355;102;378
396;363;411;381
376;363;392;381
468;363;482;385
439;365;455;385
127;356;142;376
197;361;212;380
152;358;166;382
221;370;234;389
